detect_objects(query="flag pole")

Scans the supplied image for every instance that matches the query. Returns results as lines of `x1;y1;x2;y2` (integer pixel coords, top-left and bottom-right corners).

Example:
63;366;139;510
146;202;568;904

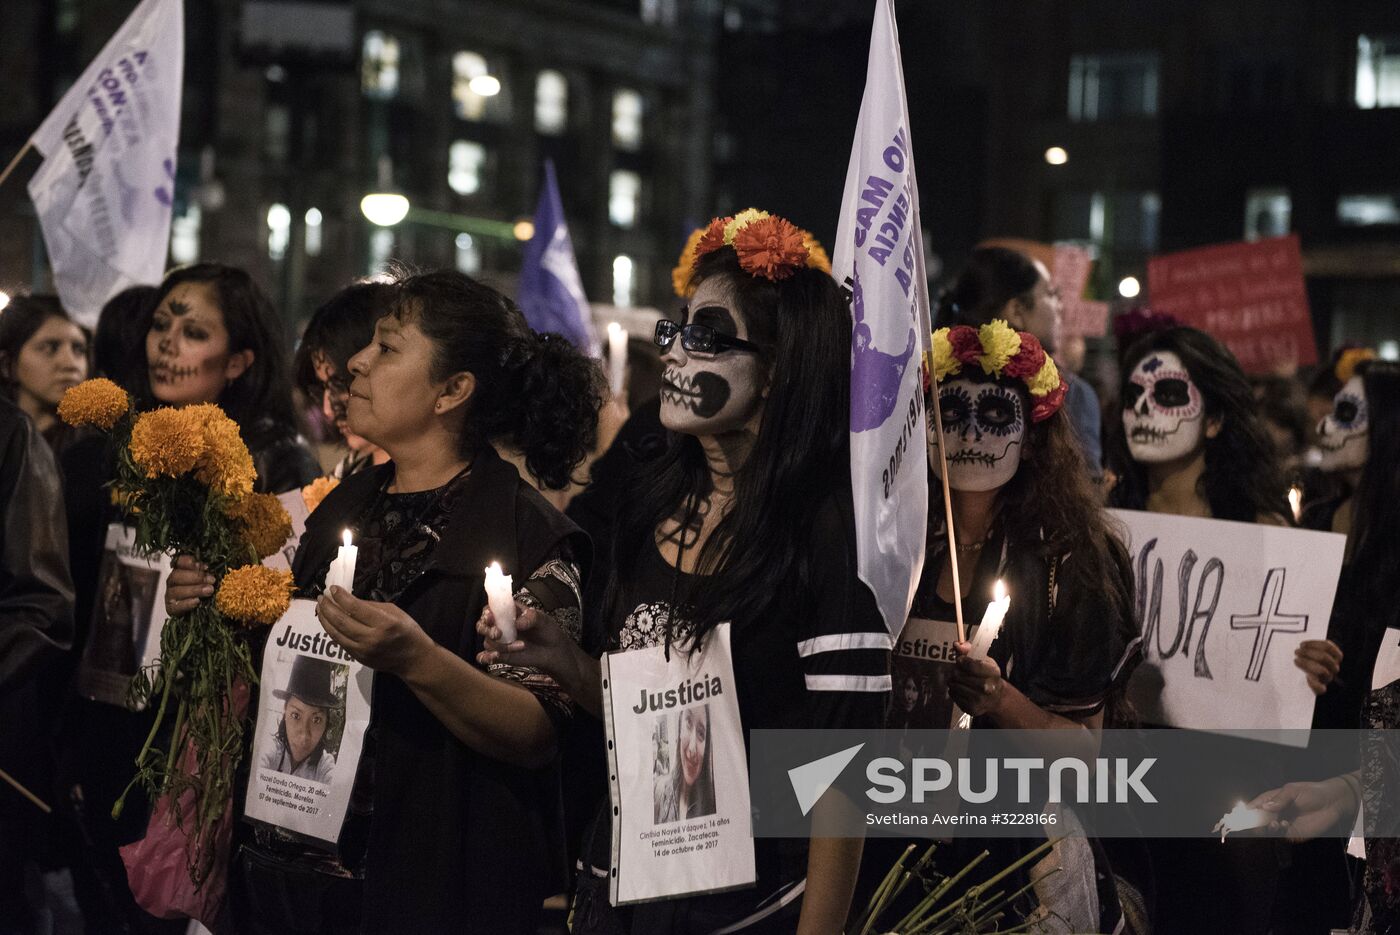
0;764;51;814
0;142;33;191
927;361;966;643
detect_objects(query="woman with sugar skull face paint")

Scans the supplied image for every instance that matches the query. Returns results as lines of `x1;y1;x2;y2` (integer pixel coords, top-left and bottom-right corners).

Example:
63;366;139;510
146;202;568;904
873;320;1144;933
479;210;890;934
1107;326;1346;935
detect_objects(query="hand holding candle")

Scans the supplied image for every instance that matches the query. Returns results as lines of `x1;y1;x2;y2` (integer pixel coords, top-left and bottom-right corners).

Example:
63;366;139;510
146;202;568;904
484;561;517;643
950;580;1011;729
1213;800;1268;842
606;322;628;397
325;529;358;593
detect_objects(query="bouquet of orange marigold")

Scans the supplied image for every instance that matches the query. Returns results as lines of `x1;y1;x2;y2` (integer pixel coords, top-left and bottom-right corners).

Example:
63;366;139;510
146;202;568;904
60;379;295;883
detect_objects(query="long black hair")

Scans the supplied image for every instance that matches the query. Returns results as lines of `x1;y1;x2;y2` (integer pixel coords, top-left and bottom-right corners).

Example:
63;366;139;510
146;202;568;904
935;246;1041;329
0;294;88;401
1348;360;1400;589
606;247;851;651
147;263;301;434
93;285;157;391
1107;326;1289;523
293;281;394;399
389;269;603;489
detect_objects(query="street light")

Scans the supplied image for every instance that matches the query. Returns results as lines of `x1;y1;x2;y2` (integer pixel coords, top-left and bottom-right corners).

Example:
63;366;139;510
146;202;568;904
513;219;535;241
360;192;410;227
1044;146;1068;166
469;75;501;97
1118;275;1142;299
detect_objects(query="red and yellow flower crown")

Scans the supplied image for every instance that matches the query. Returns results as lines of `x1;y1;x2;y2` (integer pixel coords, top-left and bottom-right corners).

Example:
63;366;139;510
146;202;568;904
930;321;1068;423
672;208;832;297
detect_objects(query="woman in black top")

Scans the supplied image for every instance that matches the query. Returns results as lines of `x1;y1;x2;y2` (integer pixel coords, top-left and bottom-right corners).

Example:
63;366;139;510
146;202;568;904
165;269;602;933
480;212;892;934
57;264;321;933
0;293;89;456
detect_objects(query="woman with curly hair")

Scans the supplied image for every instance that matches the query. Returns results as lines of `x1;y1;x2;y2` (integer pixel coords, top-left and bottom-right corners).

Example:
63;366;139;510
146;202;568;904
478;211;891;934
165;268;603;933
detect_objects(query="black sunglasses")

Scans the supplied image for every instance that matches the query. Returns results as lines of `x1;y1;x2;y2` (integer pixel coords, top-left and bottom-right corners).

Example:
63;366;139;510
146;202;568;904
654;319;761;355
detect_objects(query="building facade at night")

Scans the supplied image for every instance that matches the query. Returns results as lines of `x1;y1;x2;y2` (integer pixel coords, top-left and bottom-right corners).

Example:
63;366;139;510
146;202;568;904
0;0;718;327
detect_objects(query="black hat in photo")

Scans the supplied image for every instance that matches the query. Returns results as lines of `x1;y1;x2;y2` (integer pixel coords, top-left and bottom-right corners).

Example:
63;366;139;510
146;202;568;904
272;654;338;710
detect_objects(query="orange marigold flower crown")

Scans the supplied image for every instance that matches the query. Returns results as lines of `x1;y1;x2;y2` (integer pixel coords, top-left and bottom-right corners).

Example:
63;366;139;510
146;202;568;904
929;320;1068;423
672;208;832;297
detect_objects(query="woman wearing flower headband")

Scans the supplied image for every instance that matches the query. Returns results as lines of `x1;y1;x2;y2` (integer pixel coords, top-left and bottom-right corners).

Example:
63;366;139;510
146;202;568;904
478;209;889;934
891;319;1142;932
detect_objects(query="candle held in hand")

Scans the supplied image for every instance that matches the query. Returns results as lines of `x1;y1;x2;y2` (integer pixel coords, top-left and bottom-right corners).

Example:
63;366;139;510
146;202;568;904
325;529;358;593
950;579;1012;730
484;561;517;643
607;322;628;396
1213;800;1268;842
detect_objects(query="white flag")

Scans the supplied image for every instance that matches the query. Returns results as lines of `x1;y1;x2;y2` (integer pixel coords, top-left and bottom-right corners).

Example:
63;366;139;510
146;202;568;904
27;0;183;326
833;0;931;637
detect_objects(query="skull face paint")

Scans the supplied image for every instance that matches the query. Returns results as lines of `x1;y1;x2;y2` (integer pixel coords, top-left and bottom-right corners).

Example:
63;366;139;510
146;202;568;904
1316;375;1368;472
928;377;1025;492
146;282;244;406
1123;351;1205;463
658;277;767;437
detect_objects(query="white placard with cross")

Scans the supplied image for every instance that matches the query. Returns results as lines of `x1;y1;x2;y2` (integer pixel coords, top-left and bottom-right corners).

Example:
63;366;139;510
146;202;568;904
1109;510;1346;744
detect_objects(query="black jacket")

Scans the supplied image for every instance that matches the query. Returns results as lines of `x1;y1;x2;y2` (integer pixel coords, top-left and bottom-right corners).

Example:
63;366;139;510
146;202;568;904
290;447;588;934
0;396;74;689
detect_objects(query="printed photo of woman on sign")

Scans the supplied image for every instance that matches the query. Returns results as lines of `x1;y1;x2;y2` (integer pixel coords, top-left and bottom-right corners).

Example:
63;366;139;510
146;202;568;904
653;704;716;824
259;654;346;784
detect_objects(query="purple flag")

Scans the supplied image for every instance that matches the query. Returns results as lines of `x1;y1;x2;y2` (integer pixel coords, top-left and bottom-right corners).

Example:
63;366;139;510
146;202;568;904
518;160;598;354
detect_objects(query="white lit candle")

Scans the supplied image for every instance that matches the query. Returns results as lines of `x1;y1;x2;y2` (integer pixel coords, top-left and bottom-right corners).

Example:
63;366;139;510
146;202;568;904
325;529;358;593
950;579;1012;730
1213;800;1268;842
484;561;517;643
606;322;628;396
1288;484;1303;523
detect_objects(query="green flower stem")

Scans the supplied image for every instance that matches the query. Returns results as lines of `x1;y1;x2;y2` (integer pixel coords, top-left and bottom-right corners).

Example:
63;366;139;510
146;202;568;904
890;850;989;934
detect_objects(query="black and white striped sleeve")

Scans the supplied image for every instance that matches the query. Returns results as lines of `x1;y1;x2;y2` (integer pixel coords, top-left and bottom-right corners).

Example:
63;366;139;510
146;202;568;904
796;504;893;729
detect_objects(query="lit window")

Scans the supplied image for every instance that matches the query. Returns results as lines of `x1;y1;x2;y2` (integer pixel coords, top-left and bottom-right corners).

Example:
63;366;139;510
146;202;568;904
535;70;568;135
1337;194;1400;227
170;203;201;265
453;51;504;121
362;31;400;100
1244;189;1291;240
55;0;78;34
612;89;644;150
267;204;291;261
305;207;323;257
264;104;290;162
609;170;641;228
369;228;394;276
448;140;487;196
1114;191;1161;252
613;255;634;307
455;232;482;275
640;0;677;26
1068;53;1159;121
1356;36;1400;108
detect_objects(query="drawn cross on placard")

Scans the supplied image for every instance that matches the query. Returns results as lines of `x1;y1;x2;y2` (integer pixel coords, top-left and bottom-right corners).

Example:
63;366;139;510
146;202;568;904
1229;568;1307;681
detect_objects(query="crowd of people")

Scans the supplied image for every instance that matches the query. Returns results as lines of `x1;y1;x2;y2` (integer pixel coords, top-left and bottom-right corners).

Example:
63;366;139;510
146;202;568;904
0;216;1395;935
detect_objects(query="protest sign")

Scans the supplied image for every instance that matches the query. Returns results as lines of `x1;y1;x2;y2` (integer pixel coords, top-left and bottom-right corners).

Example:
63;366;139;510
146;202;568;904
75;524;169;708
834;0;931;639
243;599;372;846
1146;234;1316;373
1053;244;1110;339
890;618;979;731
1110;509;1345;742
602;623;754;905
263;488;310;573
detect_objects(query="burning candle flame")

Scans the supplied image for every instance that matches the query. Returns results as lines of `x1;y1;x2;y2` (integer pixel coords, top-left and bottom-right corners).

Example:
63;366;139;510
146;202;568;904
1288;485;1302;522
993;578;1008;602
342;529;352;548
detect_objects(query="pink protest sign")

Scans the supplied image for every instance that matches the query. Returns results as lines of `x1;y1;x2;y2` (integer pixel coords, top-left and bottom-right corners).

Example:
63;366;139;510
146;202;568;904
1146;235;1316;373
1053;245;1109;339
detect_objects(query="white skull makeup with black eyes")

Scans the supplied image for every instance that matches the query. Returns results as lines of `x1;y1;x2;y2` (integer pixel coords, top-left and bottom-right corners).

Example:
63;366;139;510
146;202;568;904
1123;350;1205;464
658;278;768;437
1316;375;1368;472
927;377;1025;492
